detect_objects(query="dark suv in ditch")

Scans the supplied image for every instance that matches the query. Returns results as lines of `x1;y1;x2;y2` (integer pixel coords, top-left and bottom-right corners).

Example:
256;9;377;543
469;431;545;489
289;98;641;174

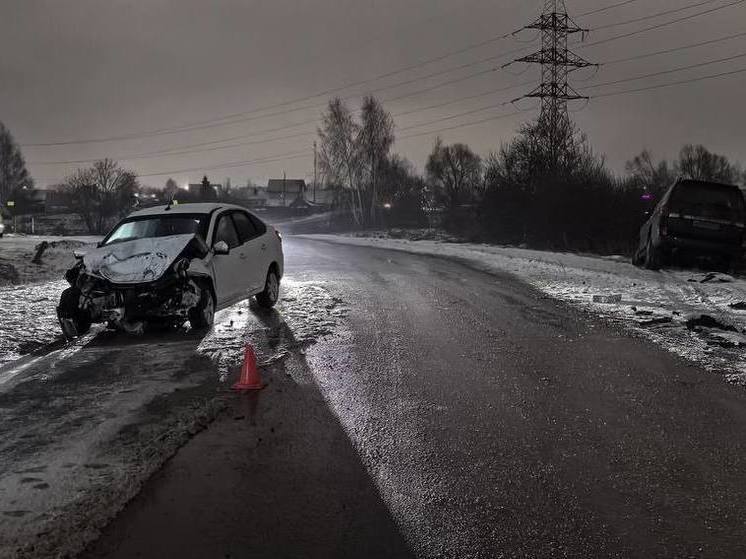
634;178;745;270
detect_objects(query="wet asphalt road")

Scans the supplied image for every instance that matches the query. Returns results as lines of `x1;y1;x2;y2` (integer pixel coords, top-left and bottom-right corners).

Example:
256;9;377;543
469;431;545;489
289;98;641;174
84;237;746;559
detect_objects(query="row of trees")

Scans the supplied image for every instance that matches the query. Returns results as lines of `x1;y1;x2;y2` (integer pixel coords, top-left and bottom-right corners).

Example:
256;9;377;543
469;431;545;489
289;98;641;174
1;103;744;247
317;96;395;227
317;96;745;253
0;122;141;234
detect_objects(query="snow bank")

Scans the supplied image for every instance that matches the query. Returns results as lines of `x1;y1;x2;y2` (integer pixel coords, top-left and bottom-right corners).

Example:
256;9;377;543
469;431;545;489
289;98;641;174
300;234;746;384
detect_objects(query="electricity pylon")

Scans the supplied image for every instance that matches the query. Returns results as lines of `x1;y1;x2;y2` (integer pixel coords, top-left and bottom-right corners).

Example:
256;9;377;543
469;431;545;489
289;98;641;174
511;0;596;161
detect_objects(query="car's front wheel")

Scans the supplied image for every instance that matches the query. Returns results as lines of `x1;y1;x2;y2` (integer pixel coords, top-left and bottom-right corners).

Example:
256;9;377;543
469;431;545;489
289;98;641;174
57;287;92;338
189;284;215;328
255;268;280;308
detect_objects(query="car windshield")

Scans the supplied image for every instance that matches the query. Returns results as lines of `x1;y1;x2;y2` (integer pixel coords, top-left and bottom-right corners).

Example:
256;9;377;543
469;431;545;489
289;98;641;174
670;182;745;219
104;214;209;245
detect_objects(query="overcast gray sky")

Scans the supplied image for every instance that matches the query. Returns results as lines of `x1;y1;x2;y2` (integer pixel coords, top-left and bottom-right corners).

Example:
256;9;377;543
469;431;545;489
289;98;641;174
2;0;744;188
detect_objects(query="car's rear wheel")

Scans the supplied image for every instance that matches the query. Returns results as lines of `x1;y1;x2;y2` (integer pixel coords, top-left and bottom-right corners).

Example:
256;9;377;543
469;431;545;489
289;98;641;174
255;268;280;308
57;287;92;338
643;238;661;270
631;246;643;267
189;284;215;328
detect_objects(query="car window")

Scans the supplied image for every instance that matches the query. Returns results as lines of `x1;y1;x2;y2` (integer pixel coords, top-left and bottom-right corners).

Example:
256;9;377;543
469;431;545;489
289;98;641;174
104;214;209;245
232;211;258;243
214;214;240;249
247;213;267;235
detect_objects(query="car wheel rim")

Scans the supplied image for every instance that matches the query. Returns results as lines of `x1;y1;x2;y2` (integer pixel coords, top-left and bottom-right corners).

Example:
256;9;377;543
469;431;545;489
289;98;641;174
267;273;279;302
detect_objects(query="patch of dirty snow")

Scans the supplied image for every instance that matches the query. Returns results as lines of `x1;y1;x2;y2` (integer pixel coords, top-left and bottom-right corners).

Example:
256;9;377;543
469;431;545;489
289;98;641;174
0;238;95;286
301;234;746;383
0;280;68;365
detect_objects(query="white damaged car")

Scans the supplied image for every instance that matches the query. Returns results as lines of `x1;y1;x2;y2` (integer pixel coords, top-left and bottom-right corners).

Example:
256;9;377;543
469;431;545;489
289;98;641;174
57;202;284;337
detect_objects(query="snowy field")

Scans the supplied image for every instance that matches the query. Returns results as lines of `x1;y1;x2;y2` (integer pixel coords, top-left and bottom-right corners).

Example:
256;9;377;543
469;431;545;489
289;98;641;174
301;234;746;384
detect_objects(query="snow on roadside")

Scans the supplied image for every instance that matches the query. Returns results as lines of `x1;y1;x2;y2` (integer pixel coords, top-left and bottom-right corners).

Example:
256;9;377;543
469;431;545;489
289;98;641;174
0;280;68;365
300;234;746;384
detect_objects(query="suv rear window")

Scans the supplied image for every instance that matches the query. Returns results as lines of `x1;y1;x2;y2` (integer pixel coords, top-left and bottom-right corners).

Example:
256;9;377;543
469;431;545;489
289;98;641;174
670;182;745;220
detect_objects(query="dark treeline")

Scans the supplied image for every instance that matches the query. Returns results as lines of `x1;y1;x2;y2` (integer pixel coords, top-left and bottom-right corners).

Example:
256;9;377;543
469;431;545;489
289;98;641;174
318;96;745;255
2;97;743;249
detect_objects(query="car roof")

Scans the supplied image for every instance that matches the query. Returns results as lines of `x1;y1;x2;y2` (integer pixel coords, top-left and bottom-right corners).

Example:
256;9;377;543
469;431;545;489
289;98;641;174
676;178;740;190
127;202;251;218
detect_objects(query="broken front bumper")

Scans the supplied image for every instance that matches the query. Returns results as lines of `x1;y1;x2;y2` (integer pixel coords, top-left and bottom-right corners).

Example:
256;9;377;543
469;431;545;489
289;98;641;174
81;274;201;325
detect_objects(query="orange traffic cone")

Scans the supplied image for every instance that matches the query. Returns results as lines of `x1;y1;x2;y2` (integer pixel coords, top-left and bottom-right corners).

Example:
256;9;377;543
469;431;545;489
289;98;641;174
232;344;266;391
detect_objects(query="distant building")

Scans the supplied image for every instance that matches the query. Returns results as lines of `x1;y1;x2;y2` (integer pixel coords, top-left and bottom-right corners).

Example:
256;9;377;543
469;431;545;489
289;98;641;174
176;176;221;203
233;185;268;208
44;186;75;212
266;178;306;207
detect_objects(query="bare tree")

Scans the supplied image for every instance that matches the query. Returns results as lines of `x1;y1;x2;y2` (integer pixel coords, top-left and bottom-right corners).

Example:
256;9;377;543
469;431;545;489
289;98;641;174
425;138;482;210
64;159;139;234
358;96;394;225
677;144;740;184
0;122;33;203
318;98;362;224
625;149;674;195
64;168;98;233
164;177;179;199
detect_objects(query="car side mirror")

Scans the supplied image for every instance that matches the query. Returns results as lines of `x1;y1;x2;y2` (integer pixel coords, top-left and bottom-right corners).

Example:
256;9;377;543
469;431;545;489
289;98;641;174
213;240;230;255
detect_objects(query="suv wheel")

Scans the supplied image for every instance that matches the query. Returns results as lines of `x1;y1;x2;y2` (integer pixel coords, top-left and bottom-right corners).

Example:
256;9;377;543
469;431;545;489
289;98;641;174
643;238;661;270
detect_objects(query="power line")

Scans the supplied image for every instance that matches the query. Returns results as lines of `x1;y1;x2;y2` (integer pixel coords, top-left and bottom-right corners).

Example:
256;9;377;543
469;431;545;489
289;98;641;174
392;79;535;118
592;0;721;30
29;71;531;166
603;30;746;65
398;110;528;141
22;30;521;148
29;53;536;166
576;0;641;18
132;151;312;179
587;51;746;89
398;99;515;131
582;0;746;48
29;130;319;166
591;66;746;99
397;66;746;141
30;78;535;167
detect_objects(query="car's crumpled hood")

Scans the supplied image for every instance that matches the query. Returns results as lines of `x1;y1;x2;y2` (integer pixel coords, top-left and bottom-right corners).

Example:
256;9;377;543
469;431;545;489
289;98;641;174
82;234;196;284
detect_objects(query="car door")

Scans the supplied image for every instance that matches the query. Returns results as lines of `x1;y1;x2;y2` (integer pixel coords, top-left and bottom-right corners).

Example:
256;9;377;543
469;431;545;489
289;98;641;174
210;211;244;305
231;210;267;295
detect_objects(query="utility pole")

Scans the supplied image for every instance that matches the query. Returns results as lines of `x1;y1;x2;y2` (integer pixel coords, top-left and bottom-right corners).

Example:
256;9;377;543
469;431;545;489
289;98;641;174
312;141;317;204
509;0;595;163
